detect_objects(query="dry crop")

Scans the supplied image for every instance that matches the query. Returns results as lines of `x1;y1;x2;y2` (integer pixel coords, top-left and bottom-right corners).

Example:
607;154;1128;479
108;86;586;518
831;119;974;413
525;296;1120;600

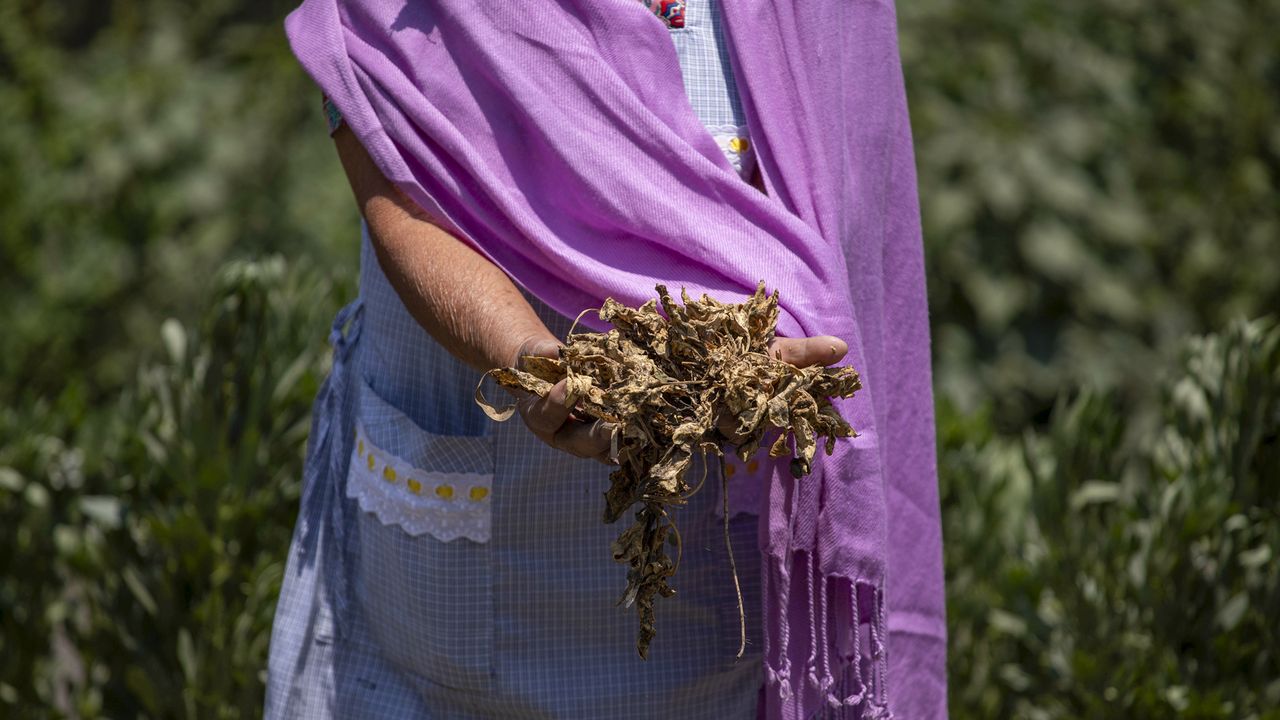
478;284;862;657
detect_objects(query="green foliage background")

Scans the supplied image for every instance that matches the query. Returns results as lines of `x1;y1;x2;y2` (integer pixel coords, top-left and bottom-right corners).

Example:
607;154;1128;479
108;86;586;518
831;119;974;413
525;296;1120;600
1;0;1277;716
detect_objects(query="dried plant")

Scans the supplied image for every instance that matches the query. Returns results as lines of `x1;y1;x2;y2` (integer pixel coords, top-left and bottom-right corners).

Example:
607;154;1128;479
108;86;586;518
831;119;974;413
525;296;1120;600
477;283;862;657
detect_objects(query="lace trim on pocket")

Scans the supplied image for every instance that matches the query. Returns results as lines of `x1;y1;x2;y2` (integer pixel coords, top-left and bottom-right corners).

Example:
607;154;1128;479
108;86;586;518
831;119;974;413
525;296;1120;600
347;422;493;542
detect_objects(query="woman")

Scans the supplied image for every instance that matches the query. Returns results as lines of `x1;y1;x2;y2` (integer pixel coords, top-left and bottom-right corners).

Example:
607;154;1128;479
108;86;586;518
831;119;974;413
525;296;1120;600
267;1;946;718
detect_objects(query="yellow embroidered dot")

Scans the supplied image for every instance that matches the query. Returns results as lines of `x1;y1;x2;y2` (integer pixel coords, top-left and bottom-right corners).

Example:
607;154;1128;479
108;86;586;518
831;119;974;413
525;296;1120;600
469;486;489;502
358;439;364;455
407;478;423;494
382;466;397;483
747;458;760;473
728;137;749;153
435;484;455;500
367;453;376;471
724;463;737;478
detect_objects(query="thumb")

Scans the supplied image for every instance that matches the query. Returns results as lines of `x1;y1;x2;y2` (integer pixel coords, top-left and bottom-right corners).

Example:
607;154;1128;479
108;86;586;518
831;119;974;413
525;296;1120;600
510;335;562;368
769;335;849;367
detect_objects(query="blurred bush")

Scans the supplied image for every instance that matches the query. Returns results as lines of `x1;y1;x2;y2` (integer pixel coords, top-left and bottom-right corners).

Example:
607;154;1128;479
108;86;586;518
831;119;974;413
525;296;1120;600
901;0;1280;430
0;0;357;406
1;0;1277;717
942;318;1280;718
1;258;348;716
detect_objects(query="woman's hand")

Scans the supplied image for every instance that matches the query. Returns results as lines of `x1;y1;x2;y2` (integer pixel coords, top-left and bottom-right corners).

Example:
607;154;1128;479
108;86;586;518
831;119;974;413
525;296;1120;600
507;336;618;464
715;334;850;443
509;333;851;464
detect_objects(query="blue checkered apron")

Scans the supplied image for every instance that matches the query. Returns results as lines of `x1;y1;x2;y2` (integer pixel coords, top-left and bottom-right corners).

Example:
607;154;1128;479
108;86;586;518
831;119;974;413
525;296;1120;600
265;1;766;717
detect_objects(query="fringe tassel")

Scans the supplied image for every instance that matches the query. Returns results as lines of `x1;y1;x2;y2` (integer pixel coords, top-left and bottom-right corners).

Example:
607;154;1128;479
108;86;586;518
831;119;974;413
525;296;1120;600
777;561;793;702
870;585;889;712
762;558;773;677
763;558;794;702
866;585;894;718
840;584;866;708
818;576;836;707
870;586;890;712
763;554;894;719
806;556;820;690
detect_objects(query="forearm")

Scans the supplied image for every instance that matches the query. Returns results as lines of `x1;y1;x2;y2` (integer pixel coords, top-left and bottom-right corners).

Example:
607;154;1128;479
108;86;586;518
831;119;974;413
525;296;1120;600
333;125;555;372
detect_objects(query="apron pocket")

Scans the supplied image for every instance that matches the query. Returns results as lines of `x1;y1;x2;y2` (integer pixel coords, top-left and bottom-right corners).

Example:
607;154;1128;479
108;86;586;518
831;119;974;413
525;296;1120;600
349;373;495;693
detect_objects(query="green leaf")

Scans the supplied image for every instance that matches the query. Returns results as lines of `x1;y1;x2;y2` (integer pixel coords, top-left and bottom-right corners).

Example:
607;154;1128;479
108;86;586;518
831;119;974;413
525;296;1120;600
23;482;50;509
122;566;158;617
0;468;24;493
177;628;197;686
161;318;187;365
1216;593;1249;632
1238;544;1272;569
125;666;161;715
987;609;1028;637
79;495;123;529
1069;480;1121;510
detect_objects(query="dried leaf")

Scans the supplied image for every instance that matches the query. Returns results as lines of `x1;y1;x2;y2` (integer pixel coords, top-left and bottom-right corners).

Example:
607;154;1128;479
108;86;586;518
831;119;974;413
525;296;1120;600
479;282;861;656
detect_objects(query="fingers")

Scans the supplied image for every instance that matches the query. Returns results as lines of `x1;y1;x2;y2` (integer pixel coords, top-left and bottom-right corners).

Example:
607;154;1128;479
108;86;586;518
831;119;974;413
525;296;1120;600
519;379;572;437
551;418;616;463
769;335;849;367
517;378;616;464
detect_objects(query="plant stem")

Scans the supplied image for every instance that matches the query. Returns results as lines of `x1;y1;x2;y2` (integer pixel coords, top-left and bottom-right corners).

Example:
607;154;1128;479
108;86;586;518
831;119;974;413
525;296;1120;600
719;454;746;659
